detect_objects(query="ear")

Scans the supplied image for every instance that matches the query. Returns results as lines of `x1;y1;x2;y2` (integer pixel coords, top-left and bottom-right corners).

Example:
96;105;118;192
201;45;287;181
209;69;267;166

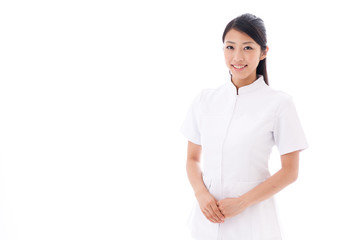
260;46;269;60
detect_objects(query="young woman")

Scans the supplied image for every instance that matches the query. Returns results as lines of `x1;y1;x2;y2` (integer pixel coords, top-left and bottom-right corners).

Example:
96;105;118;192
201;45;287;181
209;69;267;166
180;13;309;240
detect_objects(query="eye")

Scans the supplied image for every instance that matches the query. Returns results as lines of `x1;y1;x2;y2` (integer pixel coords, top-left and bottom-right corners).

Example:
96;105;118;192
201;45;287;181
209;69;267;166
226;45;234;50
244;46;253;50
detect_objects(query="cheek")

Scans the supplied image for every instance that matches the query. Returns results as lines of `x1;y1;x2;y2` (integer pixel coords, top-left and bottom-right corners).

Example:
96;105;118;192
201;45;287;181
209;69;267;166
224;53;232;65
248;52;261;63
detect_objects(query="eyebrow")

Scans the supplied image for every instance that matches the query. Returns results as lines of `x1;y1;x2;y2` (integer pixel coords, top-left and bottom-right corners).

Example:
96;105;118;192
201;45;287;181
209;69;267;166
225;41;256;45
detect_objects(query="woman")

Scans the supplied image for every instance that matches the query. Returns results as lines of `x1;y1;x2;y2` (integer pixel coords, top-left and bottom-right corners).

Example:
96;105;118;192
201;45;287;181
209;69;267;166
180;13;309;240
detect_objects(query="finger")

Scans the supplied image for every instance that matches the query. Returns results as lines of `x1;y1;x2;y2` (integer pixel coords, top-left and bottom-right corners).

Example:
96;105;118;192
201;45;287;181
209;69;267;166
202;209;217;223
206;208;220;223
205;207;221;223
211;203;225;221
207;205;222;223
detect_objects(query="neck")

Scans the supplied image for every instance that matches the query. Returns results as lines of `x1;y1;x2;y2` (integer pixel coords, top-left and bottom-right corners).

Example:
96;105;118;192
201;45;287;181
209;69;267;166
231;73;257;89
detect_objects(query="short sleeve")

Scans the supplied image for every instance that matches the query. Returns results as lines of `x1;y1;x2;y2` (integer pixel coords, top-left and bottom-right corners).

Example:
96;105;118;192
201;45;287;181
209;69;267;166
273;96;309;155
180;92;202;145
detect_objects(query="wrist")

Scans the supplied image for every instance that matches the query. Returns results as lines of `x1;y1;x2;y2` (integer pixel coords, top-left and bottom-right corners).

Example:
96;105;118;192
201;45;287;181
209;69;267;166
194;188;208;198
237;193;253;208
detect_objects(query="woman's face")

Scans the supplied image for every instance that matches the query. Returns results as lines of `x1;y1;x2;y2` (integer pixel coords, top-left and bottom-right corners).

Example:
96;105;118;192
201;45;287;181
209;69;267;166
223;29;267;83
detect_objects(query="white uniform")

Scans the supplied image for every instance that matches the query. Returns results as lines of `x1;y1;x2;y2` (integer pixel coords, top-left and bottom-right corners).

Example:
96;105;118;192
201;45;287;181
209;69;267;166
180;75;309;240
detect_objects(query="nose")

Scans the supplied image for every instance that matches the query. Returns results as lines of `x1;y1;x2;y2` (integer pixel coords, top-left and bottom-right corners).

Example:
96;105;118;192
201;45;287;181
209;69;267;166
233;49;244;62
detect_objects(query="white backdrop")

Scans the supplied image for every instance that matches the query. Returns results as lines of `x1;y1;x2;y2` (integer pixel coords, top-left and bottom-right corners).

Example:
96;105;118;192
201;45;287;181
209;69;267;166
1;0;359;239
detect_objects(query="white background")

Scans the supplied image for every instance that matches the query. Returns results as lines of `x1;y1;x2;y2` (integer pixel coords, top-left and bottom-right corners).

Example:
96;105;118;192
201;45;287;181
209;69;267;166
1;0;359;239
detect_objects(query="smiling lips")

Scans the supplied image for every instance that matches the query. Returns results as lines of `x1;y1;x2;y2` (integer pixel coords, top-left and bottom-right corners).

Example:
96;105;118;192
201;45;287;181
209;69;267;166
232;64;247;71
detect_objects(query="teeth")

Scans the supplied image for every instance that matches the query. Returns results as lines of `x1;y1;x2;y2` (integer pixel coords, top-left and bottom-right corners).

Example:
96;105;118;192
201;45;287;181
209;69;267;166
233;65;246;69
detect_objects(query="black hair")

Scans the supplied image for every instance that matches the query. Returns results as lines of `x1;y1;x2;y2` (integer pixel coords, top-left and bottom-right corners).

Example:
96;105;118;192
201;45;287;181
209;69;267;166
222;13;269;85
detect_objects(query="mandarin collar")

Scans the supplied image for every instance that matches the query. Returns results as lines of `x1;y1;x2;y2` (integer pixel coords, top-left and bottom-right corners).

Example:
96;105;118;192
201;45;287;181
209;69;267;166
225;75;266;95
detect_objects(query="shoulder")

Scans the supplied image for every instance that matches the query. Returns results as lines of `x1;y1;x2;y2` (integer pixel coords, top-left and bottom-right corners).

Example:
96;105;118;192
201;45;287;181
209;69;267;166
188;87;217;110
194;83;227;103
261;84;294;105
262;84;292;99
203;82;231;99
262;87;301;120
253;85;297;117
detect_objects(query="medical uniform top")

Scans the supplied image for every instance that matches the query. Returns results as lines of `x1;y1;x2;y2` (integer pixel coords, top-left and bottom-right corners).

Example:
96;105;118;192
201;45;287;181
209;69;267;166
180;75;309;240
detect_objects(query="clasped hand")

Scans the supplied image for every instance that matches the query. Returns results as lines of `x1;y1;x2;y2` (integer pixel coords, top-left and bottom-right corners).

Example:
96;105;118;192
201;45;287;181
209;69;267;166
195;190;248;223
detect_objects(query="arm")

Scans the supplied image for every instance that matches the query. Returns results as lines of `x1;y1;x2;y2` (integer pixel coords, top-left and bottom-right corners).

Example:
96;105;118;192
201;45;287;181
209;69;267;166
217;150;300;219
185;141;206;195
186;141;225;223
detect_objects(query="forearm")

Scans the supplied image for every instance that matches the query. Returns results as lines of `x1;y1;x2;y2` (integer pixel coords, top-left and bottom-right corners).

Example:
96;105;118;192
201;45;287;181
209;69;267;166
241;168;297;208
186;160;207;196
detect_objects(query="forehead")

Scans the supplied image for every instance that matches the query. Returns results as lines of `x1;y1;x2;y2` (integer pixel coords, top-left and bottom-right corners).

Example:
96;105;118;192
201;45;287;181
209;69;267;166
224;29;256;44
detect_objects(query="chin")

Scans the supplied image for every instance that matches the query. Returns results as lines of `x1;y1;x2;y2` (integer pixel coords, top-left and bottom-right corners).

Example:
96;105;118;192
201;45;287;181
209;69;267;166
231;73;250;80
230;69;257;81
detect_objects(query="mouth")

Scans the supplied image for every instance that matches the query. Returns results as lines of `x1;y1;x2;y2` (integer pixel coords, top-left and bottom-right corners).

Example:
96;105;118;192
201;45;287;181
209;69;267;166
232;64;247;71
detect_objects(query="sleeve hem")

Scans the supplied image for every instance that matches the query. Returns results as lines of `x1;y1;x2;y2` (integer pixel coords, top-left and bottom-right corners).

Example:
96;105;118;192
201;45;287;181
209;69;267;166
180;128;201;145
279;145;309;156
